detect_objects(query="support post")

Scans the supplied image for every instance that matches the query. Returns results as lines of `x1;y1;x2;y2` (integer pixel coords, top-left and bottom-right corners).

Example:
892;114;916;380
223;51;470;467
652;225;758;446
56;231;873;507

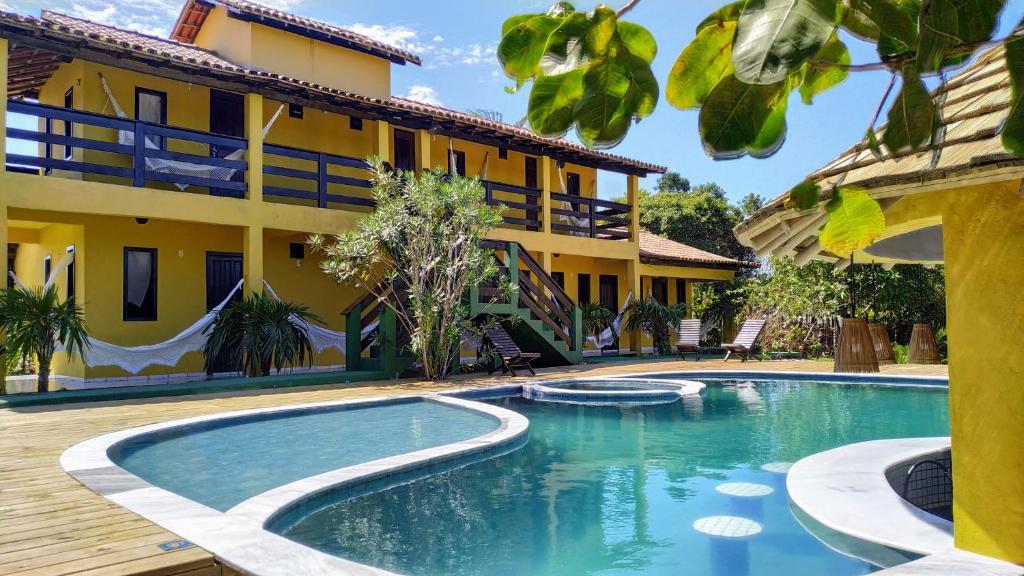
627;174;640;243
245;93;264;203
345;303;363;371
243;226;263;295
375;120;390;165
626;258;642;355
416;129;432;172
0;199;6;287
541;156;553;235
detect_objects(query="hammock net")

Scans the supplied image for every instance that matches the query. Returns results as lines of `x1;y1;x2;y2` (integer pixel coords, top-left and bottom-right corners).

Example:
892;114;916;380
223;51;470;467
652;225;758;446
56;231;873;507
98;73;284;191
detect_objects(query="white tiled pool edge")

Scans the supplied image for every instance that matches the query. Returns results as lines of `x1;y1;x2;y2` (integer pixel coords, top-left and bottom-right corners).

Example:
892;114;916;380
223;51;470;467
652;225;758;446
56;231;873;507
60;394;527;576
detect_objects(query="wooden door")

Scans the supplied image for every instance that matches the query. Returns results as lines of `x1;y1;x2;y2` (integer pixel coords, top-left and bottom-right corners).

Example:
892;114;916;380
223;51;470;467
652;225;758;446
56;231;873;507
394;129;416;172
206;251;243;373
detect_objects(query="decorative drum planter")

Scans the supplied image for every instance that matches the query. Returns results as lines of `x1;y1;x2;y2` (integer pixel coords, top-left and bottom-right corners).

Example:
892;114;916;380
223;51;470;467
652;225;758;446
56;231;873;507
908;323;941;364
869;323;896;366
834;318;880;373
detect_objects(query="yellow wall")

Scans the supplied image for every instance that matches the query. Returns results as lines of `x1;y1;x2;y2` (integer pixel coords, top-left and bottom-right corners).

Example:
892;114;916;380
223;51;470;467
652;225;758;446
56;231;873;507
937;179;1024;562
194;6;391;100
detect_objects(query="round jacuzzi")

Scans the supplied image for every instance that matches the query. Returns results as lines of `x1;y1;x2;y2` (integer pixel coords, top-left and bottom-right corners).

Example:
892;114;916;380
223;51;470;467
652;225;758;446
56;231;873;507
522;378;704;405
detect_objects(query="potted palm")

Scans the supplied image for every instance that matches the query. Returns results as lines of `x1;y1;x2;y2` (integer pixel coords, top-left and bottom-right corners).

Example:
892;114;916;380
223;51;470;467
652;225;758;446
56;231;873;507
203;292;324;377
0;285;89;393
623;296;687;356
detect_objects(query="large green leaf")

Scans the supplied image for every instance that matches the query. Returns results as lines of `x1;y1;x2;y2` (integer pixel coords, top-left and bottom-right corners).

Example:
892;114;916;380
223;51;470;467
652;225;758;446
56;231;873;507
540;11;598;74
917;0;1005;72
1002;20;1024;155
882;63;935;153
528;69;585;136
696;1;745;33
699;74;789;159
864;0;919;59
799;35;850;104
838;0;881;41
819;188;885;255
749;89;789;157
731;0;838;85
785;179;822;210
618;21;658;63
666;21;736;110
575;50;659;148
498;13;562;82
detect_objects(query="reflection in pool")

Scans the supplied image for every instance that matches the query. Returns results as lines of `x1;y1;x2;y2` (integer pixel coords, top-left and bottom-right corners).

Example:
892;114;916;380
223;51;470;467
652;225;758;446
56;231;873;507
273;381;949;576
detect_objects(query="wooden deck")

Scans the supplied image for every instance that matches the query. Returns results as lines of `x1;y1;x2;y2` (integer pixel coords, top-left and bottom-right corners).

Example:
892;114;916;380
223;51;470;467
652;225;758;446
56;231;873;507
0;359;948;576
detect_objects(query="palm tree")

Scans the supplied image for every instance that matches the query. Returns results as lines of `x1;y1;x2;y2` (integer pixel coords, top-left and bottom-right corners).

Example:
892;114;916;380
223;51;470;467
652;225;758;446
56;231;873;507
623;295;687;356
580;301;616;342
0;285;89;393
203;292;324;377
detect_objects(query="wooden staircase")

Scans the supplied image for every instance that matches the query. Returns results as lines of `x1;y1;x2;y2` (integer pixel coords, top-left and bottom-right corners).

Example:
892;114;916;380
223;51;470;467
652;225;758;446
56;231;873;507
473;240;582;367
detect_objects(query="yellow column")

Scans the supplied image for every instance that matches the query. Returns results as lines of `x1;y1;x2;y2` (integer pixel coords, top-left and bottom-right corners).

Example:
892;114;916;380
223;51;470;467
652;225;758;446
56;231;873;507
245;93;264;203
243;226;263;295
0;201;7;286
627;174;640;244
626;258;642;354
375;120;390;164
943;180;1024;562
416;129;432;172
541;156;553;236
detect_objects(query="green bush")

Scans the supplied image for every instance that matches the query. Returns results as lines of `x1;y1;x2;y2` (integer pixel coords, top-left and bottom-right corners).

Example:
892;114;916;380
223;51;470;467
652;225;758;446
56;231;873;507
892;343;909;364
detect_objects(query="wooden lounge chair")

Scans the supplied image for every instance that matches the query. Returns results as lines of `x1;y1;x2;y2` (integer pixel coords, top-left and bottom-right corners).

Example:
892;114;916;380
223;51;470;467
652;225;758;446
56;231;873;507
723;319;766;362
483;326;541;376
675;319;702;360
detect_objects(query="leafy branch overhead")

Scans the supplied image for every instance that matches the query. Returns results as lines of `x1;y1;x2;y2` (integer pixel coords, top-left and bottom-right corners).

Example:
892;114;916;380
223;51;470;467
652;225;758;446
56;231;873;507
500;0;1021;257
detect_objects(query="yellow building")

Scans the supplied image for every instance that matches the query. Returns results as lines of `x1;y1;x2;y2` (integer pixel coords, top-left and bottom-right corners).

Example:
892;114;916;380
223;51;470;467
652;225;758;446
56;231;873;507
735;47;1024;566
0;2;750;389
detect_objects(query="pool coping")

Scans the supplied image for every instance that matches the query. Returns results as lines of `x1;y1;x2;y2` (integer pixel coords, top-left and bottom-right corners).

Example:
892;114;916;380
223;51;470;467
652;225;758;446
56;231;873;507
60;393;528;576
788;437;954;564
604;369;949;387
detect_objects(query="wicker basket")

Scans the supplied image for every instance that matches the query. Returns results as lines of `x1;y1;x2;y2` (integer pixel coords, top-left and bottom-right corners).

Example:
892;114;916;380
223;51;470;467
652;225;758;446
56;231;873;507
908;323;941;364
834;318;880;373
869;323;895;366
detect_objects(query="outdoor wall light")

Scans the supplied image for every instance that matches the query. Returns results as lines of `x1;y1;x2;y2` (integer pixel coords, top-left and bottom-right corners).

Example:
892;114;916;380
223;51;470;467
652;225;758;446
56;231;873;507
135;217;149;224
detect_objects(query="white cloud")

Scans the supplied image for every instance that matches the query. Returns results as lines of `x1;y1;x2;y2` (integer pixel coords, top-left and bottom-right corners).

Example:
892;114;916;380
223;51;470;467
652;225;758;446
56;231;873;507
402;85;443;107
343;23;428;53
432;35;444;42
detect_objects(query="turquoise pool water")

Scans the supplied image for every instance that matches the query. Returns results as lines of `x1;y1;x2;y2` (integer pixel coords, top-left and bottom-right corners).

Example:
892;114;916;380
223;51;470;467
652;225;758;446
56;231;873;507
273;380;949;575
111;398;499;511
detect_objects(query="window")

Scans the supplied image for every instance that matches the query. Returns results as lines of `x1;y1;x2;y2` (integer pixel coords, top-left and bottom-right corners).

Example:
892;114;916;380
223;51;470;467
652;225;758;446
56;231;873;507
525;156;538;189
135;88;167;149
498;147;508;160
599;275;618;312
64;88;74;160
551;271;565;289
676;279;687;307
43;255;51;285
449;150;466;177
652;277;668;305
350;116;363;130
394;129;416;172
66;246;76;304
566;172;581;197
289;242;305;260
288;104;304;119
124;247;157;321
577;273;591;304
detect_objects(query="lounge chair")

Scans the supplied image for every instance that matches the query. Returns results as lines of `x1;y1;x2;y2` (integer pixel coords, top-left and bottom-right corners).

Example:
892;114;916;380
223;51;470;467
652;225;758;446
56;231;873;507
483;326;541;376
723;319;766;362
675;319;702;360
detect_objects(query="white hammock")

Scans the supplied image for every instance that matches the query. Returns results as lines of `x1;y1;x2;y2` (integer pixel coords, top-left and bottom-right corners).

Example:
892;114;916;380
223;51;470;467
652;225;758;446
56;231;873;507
587;291;633;349
98;73;284;191
261;280;354;355
556;162;589;236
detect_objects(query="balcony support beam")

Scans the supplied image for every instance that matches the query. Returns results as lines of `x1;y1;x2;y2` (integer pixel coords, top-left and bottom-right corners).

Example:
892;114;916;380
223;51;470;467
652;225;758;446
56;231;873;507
245;93;263;203
627;173;640;244
416;129;431;172
243;225;264;295
626;258;642;355
541;156;552;236
376;120;390;164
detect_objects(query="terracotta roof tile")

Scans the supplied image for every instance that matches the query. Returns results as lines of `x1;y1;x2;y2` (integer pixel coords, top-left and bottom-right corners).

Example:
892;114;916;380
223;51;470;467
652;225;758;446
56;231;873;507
0;9;665;175
639;230;757;269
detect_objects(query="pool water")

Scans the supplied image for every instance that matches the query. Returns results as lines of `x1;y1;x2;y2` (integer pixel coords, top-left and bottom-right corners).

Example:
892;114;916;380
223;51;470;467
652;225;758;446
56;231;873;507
547;380;680;391
274;381;949;575
111;398;499;511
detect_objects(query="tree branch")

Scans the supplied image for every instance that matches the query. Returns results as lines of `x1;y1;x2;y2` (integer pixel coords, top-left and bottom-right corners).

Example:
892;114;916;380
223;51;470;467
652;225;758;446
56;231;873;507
616;0;641;17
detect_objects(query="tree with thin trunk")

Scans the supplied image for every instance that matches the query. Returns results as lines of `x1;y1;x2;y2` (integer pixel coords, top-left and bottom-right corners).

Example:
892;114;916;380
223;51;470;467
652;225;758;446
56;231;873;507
311;158;507;381
0;285;88;393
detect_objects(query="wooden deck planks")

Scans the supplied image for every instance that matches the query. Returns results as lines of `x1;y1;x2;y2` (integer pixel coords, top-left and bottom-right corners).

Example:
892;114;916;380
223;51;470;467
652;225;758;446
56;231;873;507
0;359;947;576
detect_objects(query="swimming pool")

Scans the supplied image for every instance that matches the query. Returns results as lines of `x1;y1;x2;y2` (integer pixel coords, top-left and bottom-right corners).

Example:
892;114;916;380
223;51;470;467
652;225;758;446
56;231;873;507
270;380;949;575
110;397;502;511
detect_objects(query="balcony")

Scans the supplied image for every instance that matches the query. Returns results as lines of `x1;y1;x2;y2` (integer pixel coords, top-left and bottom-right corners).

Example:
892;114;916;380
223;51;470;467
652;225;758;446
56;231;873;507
5;100;633;240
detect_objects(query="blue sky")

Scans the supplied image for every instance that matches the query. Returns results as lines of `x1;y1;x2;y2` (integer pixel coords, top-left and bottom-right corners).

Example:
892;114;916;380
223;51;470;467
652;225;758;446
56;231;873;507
7;0;1024;203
